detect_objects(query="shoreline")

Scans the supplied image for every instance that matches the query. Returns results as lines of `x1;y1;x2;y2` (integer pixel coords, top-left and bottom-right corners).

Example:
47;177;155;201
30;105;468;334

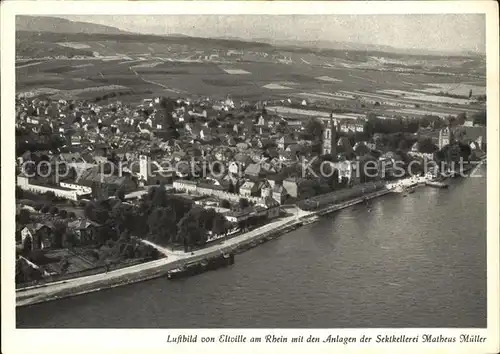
15;180;417;307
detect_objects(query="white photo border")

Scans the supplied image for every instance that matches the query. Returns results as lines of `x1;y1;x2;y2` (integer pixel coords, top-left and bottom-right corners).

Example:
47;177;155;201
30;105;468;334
1;1;499;354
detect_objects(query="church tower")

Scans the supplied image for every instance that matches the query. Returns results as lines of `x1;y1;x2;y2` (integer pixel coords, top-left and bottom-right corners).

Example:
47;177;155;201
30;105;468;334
322;114;338;157
138;155;149;184
438;127;453;149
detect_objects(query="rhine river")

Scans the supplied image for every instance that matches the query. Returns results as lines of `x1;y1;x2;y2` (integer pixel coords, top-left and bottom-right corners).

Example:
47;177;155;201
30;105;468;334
17;167;487;328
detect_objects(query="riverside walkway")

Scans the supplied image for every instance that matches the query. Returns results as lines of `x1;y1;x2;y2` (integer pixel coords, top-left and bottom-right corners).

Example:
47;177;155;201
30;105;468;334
16;212;303;307
17;184;400;307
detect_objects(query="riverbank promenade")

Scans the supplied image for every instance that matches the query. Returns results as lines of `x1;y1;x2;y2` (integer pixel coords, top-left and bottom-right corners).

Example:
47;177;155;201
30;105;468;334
17;180;419;307
16;209;308;307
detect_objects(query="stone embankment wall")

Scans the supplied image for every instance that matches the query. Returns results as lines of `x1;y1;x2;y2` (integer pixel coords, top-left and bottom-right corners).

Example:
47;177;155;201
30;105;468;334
298;181;386;210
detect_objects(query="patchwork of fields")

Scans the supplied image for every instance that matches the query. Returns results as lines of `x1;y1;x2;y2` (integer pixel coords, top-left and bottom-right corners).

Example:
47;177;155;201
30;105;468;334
16;55;486;117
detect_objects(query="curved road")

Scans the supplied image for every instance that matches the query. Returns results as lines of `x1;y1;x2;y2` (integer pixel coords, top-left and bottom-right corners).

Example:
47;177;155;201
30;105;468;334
16;213;301;307
17;181;414;307
129;66;187;95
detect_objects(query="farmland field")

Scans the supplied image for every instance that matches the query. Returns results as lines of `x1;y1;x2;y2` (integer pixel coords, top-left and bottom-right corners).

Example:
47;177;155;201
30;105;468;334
222;68;251;75
202;78;249;87
418;83;486;96
16;47;486;112
57;42;91;49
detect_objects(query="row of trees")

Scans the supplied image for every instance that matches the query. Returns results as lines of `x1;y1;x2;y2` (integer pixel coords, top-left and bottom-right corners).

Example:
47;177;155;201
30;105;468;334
301;112;468;152
84;186;231;251
364;113;421;135
33;205;76;219
157;97;180;141
16;205;77;229
16;226;160;284
143;187;231;250
435;142;472;164
93;89;154;103
302;116;444;159
472;110;486;126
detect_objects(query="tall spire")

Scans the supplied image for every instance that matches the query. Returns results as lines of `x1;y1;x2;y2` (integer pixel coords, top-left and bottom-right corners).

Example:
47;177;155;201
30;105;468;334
322;112;337;158
331;117;337;160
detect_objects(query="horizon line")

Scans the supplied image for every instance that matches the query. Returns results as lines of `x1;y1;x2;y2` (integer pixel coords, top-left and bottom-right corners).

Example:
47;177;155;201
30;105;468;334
17;14;486;56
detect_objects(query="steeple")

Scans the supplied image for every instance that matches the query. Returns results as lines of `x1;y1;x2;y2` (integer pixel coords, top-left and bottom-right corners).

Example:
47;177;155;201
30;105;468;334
322;113;337;158
438;126;453;150
331;116;337;159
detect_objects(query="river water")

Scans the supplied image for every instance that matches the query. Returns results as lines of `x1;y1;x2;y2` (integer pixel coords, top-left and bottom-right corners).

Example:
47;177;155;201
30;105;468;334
17;168;487;328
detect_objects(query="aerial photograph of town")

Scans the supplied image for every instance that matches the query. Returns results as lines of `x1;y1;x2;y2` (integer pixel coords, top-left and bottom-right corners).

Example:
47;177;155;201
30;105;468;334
14;13;487;328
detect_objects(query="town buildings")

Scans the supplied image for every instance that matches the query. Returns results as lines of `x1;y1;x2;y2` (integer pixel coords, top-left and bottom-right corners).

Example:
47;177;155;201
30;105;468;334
15;91;487;253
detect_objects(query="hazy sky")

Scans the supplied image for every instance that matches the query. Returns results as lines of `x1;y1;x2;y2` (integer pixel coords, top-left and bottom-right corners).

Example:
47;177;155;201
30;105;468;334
57;14;486;53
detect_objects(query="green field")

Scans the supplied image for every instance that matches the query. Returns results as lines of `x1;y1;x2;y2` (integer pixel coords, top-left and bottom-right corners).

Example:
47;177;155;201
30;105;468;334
16;51;486;112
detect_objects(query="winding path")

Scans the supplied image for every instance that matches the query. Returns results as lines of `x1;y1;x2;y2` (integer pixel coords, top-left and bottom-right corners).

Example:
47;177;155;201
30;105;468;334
129;66;187;95
17;179;436;307
16;213;300;307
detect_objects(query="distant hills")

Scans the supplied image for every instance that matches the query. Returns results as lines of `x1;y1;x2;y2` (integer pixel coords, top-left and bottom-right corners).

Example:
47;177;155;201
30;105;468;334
238;37;400;53
16;16;130;35
223;37;482;58
16;16;271;49
16;16;483;59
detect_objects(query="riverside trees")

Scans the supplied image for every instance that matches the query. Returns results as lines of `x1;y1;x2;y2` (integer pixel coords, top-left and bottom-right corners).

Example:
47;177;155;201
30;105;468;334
177;206;230;251
144;187;229;249
84;185;229;251
472;110;486;126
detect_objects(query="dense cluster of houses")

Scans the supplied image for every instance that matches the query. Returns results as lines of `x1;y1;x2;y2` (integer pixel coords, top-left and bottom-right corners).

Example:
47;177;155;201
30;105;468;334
15;92;486;255
17;216;101;253
15;94;377;203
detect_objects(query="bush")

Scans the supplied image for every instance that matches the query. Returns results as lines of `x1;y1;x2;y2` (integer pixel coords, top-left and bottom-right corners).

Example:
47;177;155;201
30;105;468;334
59;209;68;218
50;206;59;215
41;205;50;213
34;203;43;211
18;209;31;224
62;232;76;249
68;211;76;219
27;249;54;265
44;191;56;201
59;257;70;274
82;249;100;262
20;199;37;207
121;244;135;259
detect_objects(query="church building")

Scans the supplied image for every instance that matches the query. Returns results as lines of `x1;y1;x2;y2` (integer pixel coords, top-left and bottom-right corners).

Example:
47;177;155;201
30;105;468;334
322;114;340;157
438;127;454;150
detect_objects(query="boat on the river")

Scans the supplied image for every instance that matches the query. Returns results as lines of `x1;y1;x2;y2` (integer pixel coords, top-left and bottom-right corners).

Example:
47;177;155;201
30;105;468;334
167;263;202;280
302;215;319;225
425;180;449;189
167;253;235;280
